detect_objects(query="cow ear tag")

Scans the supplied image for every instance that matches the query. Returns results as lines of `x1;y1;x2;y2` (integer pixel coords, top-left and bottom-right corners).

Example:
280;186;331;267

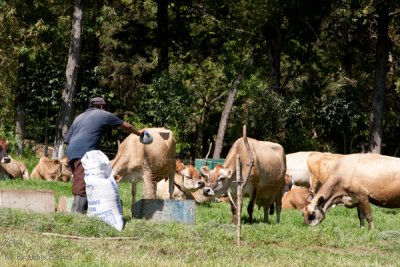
140;131;153;145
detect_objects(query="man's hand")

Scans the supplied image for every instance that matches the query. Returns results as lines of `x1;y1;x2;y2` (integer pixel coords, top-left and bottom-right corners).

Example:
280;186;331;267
121;122;142;136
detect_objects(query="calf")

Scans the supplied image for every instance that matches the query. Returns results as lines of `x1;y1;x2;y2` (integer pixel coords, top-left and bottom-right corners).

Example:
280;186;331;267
31;157;72;181
0;156;30;180
282;186;314;210
156;160;206;201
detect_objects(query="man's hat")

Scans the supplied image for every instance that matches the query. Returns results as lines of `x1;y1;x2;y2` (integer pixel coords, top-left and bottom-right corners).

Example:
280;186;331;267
89;97;106;106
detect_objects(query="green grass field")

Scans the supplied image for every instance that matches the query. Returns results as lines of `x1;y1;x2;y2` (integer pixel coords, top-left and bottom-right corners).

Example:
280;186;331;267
1;179;400;266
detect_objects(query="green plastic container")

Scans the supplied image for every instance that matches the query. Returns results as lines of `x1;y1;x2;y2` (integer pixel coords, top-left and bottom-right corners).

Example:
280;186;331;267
194;158;225;171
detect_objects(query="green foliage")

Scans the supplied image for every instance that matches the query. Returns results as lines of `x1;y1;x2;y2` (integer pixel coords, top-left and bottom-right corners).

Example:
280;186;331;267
138;74;191;128
1;0;400;158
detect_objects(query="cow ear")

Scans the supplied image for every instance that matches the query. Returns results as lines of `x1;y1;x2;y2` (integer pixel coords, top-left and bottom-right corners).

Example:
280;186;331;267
307;193;314;202
200;166;211;182
200;166;210;175
317;196;325;206
176;161;185;173
227;169;233;178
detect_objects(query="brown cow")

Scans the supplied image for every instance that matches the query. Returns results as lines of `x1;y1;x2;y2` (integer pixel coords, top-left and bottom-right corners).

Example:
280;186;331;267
156;159;207;202
30;157;72;181
0;156;30;180
307;152;343;193
111;128;176;205
303;153;400;229
201;137;286;224
282;186;314;210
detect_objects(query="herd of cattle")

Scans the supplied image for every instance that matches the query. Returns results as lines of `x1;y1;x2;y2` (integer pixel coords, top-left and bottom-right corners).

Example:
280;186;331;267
1;128;400;229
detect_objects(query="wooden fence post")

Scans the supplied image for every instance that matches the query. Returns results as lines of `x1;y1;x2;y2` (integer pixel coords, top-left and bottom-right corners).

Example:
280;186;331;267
236;125;255;246
236;154;242;246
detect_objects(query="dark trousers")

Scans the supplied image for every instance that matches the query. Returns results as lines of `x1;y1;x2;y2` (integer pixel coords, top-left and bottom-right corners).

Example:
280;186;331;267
69;159;86;197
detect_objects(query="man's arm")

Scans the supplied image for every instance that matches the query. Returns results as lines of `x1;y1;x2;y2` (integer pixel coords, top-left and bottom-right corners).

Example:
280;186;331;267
120;122;143;136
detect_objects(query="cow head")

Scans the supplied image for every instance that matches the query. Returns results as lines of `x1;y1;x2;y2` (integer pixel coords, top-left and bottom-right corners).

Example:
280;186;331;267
174;160;205;193
59;158;72;182
200;164;232;197
0;138;10;163
302;195;326;226
46;159;62;180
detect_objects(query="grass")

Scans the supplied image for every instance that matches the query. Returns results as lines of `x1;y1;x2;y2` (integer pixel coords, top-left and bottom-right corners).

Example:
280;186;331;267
1;179;400;266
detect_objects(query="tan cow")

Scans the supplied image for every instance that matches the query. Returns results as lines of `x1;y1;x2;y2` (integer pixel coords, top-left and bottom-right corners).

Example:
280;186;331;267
201;137;286;224
303;153;400;229
30;157;72;181
156;159;206;201
282;186;314;210
111;128;176;205
307;152;343;193
286;151;319;188
0;156;30;180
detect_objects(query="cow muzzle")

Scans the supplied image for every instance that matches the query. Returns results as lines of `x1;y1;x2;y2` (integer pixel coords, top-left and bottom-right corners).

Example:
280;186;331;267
1;156;10;164
303;205;325;226
203;187;215;196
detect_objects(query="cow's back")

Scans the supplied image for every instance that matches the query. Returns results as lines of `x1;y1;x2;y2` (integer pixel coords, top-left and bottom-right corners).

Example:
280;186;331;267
248;138;286;185
282;186;313;209
286;151;317;187
329;153;400;207
225;138;285;205
112;128;176;182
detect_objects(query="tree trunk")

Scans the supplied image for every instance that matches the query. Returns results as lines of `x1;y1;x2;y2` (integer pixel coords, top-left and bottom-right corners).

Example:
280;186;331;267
14;92;26;155
157;0;169;74
367;1;390;154
194;97;208;159
213;59;250;159
53;0;83;159
264;20;282;94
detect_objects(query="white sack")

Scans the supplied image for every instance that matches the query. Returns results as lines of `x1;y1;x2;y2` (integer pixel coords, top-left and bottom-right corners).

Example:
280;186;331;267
82;150;124;231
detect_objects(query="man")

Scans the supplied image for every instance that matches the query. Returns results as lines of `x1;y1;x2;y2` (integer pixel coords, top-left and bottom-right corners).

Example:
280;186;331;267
64;96;144;213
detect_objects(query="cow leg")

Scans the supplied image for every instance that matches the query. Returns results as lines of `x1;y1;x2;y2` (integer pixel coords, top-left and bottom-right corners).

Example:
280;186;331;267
356;205;365;227
131;181;137;206
230;200;238;224
247;196;256;224
275;192;283;224
168;174;174;200
262;207;269;224
358;197;373;229
143;170;156;199
168;160;175;199
274;184;284;224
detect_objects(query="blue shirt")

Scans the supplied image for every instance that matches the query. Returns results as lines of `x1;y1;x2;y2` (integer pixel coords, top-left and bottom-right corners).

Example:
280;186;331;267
65;108;124;162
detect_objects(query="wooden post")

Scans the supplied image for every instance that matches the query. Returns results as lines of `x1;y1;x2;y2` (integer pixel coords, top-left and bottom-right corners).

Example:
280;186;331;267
236;154;242;246
242;125;254;179
236;125;254;246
